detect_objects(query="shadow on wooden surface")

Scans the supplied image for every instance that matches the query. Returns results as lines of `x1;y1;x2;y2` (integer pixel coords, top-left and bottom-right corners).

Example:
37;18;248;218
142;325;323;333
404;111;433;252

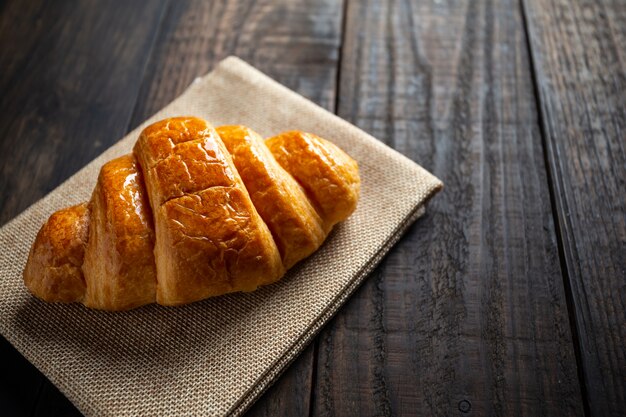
0;0;624;416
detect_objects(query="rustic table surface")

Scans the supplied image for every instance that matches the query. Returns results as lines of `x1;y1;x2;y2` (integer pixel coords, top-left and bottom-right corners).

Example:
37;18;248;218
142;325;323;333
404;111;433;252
0;0;624;416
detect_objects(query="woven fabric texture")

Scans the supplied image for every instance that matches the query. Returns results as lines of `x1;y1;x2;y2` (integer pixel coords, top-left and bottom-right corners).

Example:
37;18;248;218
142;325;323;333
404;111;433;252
0;57;443;417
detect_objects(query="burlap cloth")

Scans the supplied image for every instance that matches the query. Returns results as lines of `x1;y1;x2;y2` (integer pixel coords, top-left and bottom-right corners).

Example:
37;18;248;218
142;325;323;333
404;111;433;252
0;57;442;416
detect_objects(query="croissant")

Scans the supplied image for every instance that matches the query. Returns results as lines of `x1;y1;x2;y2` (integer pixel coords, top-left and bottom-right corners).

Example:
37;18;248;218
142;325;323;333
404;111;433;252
23;117;360;311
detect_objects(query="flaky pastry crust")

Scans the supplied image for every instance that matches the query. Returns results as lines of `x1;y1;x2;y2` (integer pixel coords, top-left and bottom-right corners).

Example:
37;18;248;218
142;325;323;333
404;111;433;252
23;117;360;310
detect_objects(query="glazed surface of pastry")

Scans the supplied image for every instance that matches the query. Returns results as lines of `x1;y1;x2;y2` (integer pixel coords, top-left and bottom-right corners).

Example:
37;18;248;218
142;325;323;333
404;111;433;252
23;117;360;310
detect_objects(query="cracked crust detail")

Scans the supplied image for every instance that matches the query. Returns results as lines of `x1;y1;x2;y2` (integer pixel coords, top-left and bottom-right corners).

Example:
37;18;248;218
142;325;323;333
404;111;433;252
23;117;360;310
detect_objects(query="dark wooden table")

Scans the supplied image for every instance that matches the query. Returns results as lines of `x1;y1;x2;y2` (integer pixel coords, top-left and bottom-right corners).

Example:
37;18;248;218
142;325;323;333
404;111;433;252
0;0;624;416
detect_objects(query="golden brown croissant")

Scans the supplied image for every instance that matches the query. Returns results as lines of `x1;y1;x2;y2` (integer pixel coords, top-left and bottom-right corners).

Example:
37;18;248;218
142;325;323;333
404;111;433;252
23;117;360;310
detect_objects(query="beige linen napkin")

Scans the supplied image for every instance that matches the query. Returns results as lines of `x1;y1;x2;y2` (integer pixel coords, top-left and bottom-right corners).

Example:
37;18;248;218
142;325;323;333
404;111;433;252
0;57;442;416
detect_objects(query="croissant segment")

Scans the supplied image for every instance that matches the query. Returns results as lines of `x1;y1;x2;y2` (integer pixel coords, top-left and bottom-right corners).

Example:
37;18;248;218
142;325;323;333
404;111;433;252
23;117;360;310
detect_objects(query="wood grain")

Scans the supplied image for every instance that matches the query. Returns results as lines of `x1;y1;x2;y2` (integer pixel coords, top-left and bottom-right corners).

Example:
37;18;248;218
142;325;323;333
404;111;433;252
310;0;585;415
0;0;168;224
0;0;169;414
128;0;343;128
522;0;626;415
1;0;623;415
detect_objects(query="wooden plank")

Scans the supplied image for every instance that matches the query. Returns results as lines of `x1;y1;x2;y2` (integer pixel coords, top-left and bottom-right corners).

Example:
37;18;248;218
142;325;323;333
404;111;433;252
0;0;169;414
521;0;626;415
128;0;343;127
0;0;168;224
310;0;585;415
126;3;343;415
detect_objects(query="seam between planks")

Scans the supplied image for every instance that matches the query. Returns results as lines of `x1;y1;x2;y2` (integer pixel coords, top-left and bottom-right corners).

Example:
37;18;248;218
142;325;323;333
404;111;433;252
307;0;351;415
122;0;172;137
518;1;590;416
333;0;350;117
307;343;319;417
